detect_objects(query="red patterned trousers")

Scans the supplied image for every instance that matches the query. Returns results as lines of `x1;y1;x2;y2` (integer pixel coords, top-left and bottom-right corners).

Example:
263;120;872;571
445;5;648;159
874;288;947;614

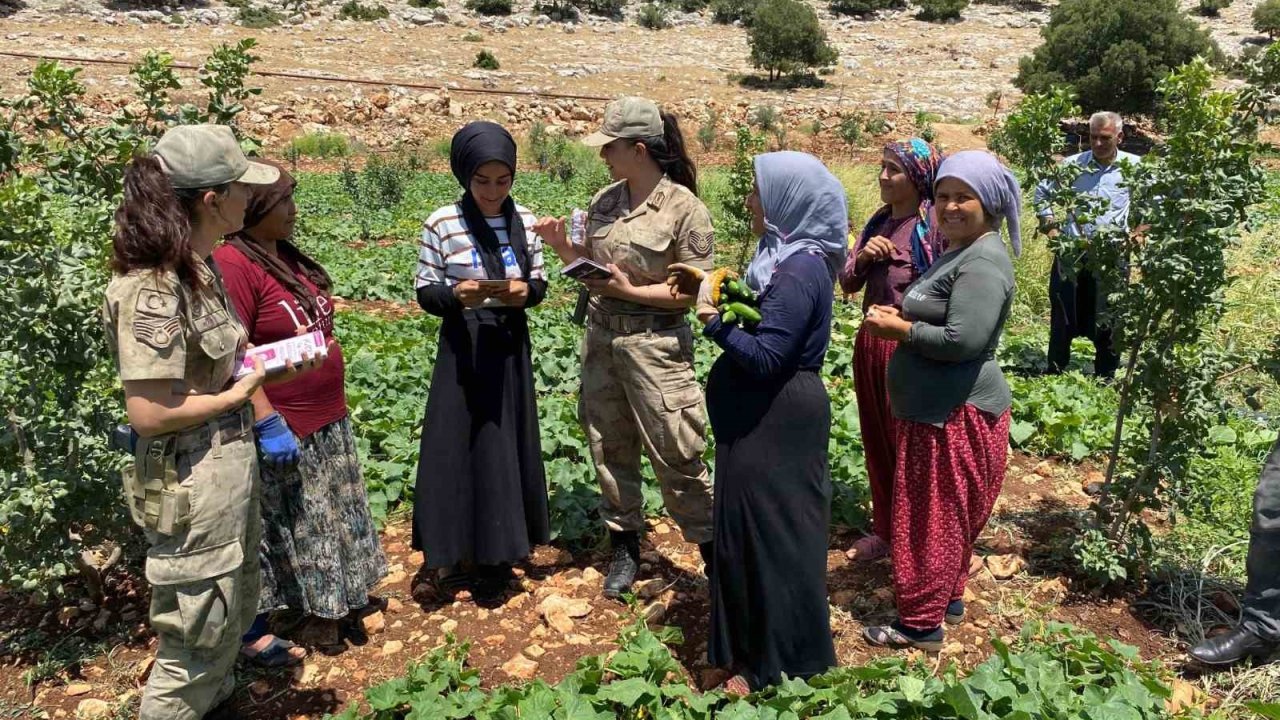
891;404;1010;630
853;324;899;540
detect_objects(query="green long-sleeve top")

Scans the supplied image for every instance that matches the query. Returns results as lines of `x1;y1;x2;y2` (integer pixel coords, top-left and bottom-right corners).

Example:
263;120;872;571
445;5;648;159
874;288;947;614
887;231;1015;425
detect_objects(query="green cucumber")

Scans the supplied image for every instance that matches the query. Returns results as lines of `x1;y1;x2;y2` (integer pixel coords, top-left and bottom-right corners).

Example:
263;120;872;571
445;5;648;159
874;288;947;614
726;301;761;323
726;279;757;303
722;310;738;324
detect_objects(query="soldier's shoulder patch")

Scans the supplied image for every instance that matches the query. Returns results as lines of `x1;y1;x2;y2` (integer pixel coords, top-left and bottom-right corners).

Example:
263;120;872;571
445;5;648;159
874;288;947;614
132;314;182;350
648;191;666;210
687;229;713;257
135;287;181;317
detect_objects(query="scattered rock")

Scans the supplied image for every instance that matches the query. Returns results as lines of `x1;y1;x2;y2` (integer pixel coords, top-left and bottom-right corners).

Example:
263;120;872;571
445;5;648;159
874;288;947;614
643;601;666;626
93;609;112;631
943;641;964;655
653;521;672;535
635;578;667;601
581;567;604;585
380;569;408;587
382;640;403;656
64;684;93;697
75;699;111;720
1166;679;1202;714
249;680;271;697
386;597;404;614
326;666;344;683
296;662;320;685
986;554;1027;580
135;657;155;684
440;618;459;634
831;589;858;606
361;611;386;636
523;644;546;659
539;594;592;634
501;653;539;679
968;554;985;577
484;634;507;645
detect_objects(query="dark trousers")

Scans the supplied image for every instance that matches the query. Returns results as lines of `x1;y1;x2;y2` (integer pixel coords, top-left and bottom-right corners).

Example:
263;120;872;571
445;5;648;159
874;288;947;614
1243;434;1280;642
1048;255;1120;378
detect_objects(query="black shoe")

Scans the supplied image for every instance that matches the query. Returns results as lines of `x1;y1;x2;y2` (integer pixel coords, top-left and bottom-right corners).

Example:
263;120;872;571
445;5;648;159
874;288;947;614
1189;627;1279;667
603;531;640;600
473;563;515;603
699;542;714;578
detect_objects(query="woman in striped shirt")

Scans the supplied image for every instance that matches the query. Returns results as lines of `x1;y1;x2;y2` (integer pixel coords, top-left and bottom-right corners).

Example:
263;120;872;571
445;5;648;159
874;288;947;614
412;122;550;603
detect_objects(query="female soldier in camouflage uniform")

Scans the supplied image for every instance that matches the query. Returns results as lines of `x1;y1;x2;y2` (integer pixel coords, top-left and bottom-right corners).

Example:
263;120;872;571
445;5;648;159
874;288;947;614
535;97;716;599
104;124;317;719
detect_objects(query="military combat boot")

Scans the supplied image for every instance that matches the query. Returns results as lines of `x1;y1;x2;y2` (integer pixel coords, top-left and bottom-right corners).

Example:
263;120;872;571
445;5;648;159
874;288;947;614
1189;627;1279;667
603;530;641;599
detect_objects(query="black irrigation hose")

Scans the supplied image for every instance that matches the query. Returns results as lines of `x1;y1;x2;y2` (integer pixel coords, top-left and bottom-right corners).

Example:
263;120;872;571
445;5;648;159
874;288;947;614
0;49;614;103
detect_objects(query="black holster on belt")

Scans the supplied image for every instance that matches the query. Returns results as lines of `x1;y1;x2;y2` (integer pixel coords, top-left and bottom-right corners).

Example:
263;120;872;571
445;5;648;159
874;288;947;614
122;434;191;535
572;287;589;327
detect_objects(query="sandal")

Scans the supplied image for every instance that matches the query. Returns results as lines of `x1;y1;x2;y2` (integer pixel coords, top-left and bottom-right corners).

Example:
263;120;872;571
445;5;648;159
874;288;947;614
844;535;890;563
862;624;943;652
240;635;307;668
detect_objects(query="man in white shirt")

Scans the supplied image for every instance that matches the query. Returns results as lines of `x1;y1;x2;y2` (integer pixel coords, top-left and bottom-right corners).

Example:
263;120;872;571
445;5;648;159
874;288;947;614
1034;111;1137;379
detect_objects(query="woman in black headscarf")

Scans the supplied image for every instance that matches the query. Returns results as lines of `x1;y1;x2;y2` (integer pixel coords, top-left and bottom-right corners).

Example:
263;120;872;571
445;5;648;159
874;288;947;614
411;122;550;603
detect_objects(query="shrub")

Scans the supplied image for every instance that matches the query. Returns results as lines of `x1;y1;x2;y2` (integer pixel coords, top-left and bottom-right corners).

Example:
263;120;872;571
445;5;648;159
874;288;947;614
710;0;757;24
696;109;719;151
914;109;937;143
837;114;863;148
467;0;513;14
289;131;351;158
749;105;780;133
1256;0;1280;37
237;3;282;26
408;0;440;7
473;49;500;69
637;1;671;27
337;0;389;19
533;0;579;18
462;29;483;39
1195;0;1228;16
863;113;890;135
574;0;624;18
679;0;708;11
829;0;902;15
916;0;967;20
1014;0;1221;114
748;0;837;81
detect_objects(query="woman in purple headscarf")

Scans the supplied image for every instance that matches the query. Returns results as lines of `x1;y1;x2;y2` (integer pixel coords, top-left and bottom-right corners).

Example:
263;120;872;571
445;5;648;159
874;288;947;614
839;139;943;564
861;150;1019;652
671;151;846;692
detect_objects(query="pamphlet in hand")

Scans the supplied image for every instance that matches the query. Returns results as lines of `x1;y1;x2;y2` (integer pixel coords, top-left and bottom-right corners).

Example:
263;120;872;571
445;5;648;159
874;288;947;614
235;331;328;378
561;257;614;282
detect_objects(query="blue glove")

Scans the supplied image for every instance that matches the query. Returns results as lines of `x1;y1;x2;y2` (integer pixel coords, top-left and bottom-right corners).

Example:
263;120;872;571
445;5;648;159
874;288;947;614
254;413;300;471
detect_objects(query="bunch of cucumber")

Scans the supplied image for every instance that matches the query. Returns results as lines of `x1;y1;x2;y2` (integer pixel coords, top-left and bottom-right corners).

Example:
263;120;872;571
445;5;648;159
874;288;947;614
716;275;762;326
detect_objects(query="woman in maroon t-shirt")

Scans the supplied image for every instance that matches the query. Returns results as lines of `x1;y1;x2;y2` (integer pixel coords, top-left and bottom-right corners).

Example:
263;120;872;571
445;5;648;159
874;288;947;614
838;139;943;564
214;160;387;660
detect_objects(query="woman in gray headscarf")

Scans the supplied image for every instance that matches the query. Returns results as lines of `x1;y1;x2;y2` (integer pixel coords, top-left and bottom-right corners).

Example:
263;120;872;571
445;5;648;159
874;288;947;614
861;150;1018;652
670;151;846;692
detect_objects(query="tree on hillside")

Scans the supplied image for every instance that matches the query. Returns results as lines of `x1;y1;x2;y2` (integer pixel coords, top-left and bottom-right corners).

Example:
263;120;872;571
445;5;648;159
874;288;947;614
1255;0;1280;38
748;0;838;81
1015;0;1221;114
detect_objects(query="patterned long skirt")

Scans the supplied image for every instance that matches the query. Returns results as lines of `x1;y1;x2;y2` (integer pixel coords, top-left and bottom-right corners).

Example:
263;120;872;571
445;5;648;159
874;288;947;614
258;416;389;620
853;324;899;540
891;405;1010;630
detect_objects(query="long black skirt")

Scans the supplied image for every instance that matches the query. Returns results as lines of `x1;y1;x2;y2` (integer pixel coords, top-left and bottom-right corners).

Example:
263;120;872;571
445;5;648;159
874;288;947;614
707;358;836;689
411;308;549;569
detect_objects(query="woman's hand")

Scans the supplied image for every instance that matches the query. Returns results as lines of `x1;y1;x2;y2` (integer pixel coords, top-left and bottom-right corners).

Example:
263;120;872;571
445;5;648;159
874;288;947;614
453;280;490;308
863;304;911;341
582;263;634;300
493;280;529;307
232;355;268;400
532;217;569;253
856;236;895;268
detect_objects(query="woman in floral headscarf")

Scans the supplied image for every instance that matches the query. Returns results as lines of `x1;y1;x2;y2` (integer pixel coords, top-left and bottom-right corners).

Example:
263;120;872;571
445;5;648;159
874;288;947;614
839;139;943;564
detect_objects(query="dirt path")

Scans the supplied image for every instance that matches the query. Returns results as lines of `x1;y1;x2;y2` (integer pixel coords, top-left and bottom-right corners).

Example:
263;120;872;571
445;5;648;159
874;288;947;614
1;452;1205;720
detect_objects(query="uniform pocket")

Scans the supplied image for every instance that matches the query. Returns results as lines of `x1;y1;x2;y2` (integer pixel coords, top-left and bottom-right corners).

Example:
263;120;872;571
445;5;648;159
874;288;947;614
661;384;707;462
149;570;237;651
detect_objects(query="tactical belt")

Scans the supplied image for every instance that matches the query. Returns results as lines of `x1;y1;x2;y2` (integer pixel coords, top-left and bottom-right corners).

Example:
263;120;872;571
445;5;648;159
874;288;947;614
174;403;254;454
587;309;687;335
124;403;253;535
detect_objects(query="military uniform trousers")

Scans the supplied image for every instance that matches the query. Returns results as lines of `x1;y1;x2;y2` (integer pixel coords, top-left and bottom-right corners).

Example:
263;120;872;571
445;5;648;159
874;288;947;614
140;414;261;720
1244;432;1280;642
579;319;714;544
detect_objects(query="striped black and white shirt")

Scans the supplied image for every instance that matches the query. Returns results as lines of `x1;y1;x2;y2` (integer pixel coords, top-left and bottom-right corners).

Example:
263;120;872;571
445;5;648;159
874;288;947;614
415;203;545;289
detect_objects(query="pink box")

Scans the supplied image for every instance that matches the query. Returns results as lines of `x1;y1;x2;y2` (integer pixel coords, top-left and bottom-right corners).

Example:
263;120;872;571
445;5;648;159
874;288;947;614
234;331;328;378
